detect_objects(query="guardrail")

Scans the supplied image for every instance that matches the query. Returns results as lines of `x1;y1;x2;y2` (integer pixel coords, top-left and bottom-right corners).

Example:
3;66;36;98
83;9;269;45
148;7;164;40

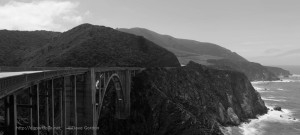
0;66;87;72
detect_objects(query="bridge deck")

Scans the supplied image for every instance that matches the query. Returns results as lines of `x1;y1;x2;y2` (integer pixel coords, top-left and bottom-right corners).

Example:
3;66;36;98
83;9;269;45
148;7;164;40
0;67;141;99
0;71;46;78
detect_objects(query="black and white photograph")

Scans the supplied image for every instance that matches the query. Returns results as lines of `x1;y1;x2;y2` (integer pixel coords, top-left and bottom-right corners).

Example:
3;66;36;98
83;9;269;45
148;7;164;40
0;0;300;135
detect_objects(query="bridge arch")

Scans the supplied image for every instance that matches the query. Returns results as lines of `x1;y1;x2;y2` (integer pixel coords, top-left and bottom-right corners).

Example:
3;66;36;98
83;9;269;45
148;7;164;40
96;73;128;134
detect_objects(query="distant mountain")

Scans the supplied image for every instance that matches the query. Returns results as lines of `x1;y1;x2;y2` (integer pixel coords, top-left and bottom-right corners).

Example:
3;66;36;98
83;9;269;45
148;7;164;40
118;27;290;81
20;24;180;67
118;28;248;65
0;30;59;66
265;66;291;77
207;59;280;81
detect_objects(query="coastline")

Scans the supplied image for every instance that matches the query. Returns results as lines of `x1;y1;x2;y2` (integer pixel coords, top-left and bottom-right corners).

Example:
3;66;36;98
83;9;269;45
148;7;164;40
222;75;300;135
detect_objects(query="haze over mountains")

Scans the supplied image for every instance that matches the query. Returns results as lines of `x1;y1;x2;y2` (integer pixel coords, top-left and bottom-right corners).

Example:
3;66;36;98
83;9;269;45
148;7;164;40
119;27;291;80
118;28;247;65
0;23;290;81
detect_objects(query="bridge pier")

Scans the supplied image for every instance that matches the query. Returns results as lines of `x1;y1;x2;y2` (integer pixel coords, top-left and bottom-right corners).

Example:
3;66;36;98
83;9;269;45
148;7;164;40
5;94;17;135
50;79;54;135
33;84;40;135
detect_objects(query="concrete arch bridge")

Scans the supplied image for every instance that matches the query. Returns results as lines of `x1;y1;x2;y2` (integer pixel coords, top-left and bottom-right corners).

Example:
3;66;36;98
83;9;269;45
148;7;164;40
0;67;141;135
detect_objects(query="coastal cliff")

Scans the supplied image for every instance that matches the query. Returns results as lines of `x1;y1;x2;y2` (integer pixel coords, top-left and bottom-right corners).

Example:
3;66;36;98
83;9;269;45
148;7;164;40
98;62;268;135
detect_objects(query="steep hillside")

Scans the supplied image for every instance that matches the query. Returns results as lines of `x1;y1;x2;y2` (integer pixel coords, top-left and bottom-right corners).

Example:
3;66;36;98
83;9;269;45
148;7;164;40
207;59;279;81
0;30;59;66
97;61;267;135
118;28;248;65
21;24;180;67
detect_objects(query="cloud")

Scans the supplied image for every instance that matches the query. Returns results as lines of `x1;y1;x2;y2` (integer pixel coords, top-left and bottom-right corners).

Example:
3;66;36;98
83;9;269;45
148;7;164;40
0;0;85;31
264;48;281;54
241;41;272;45
275;48;300;57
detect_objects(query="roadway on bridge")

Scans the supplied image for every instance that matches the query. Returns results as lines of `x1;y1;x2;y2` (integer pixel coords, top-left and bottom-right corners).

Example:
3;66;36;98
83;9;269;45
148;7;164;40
0;71;46;78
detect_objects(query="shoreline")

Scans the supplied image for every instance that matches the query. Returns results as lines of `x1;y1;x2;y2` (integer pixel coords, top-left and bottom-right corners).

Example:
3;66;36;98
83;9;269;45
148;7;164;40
222;78;300;135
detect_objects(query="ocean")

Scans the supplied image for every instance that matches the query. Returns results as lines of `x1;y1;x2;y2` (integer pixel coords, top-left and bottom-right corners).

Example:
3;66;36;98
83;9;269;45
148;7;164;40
224;74;300;135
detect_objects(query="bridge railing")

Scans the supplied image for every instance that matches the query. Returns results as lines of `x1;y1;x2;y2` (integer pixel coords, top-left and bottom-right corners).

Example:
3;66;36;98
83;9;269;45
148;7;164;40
0;66;87;72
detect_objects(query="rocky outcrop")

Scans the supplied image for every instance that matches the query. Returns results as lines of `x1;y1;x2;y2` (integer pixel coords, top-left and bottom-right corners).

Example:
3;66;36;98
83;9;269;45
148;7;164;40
97;61;267;135
273;106;282;111
207;59;279;81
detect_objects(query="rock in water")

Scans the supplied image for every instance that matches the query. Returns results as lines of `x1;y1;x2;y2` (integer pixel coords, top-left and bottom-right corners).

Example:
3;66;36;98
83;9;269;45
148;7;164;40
274;106;282;111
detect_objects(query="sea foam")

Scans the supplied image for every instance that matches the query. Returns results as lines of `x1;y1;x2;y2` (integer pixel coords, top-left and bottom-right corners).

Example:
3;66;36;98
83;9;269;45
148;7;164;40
261;97;286;102
253;86;272;93
239;105;299;135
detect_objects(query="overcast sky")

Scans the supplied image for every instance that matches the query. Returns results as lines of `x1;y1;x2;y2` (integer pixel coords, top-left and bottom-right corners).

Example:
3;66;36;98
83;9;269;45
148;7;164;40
0;0;299;66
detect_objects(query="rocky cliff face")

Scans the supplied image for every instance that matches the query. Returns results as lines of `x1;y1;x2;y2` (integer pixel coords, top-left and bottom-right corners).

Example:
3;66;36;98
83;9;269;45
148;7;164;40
98;62;267;135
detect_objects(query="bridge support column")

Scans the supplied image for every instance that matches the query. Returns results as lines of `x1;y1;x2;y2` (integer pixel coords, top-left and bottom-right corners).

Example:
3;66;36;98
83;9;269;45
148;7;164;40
64;76;76;135
90;69;97;135
32;84;40;135
125;70;131;117
50;79;55;135
77;68;97;135
62;77;67;135
5;94;17;135
29;87;33;128
71;75;78;135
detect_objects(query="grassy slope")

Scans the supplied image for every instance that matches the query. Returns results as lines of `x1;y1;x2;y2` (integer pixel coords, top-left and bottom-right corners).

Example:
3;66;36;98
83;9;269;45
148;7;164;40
21;24;180;67
0;30;60;66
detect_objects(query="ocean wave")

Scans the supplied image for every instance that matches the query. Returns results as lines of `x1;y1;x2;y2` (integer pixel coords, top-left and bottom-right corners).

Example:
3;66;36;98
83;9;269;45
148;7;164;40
271;79;294;83
253;86;265;91
292;74;300;77
251;79;299;84
253;86;272;93
239;105;299;135
251;81;268;84
261;97;286;102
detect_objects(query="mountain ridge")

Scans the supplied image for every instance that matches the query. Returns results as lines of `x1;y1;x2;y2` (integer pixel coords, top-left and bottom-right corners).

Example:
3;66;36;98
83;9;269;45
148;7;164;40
20;23;181;67
118;27;291;80
118;27;248;65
